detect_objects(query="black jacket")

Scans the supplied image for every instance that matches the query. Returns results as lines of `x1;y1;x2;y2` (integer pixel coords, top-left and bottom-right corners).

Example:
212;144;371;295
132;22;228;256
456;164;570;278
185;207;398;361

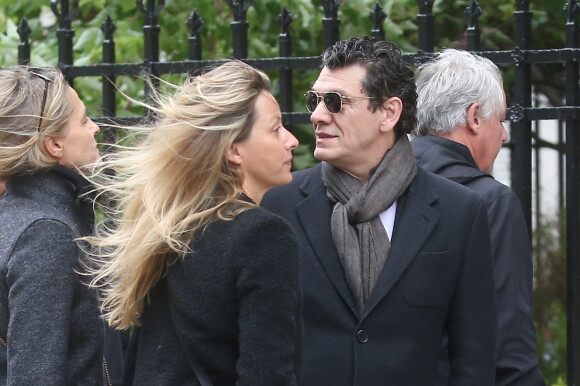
125;206;301;386
263;163;497;386
412;135;545;386
0;166;103;385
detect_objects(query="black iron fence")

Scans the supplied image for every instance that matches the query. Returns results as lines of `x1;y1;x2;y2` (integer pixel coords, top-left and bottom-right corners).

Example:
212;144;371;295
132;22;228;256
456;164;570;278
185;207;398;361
5;0;580;383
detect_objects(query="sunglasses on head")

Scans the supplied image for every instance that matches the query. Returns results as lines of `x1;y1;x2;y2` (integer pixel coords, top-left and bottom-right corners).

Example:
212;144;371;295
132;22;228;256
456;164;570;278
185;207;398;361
28;69;54;132
304;90;373;114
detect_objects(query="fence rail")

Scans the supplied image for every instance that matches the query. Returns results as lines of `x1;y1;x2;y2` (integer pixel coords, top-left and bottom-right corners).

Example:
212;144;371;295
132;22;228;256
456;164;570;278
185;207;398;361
5;0;580;383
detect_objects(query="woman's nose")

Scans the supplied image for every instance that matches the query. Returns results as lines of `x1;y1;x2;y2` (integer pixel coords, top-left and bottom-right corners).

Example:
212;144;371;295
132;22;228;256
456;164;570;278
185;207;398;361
284;127;299;150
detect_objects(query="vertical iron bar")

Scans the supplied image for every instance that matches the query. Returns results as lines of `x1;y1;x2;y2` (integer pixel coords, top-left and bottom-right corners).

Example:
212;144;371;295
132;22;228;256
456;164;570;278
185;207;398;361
101;15;117;150
465;0;482;51
416;0;435;53
187;9;204;61
101;15;117;119
565;1;580;384
138;0;163;63
99;15;118;219
98;16;117;226
225;0;253;59
17;18;31;65
137;0;164;107
278;7;294;130
319;0;342;49
51;0;79;85
559;120;565;212
511;0;533;237
534;121;540;230
369;2;387;41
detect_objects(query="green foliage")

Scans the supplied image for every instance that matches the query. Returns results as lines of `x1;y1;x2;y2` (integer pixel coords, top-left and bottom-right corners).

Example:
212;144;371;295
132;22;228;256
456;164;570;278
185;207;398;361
533;212;567;385
553;376;568;386
536;300;567;386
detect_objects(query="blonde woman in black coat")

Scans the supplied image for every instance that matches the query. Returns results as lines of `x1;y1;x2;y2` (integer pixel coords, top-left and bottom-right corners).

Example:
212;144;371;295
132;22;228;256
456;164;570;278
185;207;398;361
0;66;103;384
86;61;301;386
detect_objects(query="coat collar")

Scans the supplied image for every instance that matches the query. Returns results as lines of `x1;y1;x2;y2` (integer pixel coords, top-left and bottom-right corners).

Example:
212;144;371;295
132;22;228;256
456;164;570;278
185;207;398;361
412;135;490;183
295;163;441;319
5;165;94;208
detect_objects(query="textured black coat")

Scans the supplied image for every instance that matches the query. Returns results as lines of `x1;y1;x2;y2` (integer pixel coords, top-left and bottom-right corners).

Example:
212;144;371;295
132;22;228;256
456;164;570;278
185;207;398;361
0;167;103;385
412;135;545;386
125;207;301;386
263;163;497;386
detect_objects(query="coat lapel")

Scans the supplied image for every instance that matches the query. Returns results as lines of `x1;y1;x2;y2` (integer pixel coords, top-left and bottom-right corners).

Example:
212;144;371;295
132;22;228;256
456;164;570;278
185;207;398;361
362;170;440;319
295;165;359;316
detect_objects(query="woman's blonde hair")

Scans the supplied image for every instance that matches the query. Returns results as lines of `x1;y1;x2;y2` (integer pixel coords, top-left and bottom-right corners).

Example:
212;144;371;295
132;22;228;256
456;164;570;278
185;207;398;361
86;60;271;329
0;66;73;180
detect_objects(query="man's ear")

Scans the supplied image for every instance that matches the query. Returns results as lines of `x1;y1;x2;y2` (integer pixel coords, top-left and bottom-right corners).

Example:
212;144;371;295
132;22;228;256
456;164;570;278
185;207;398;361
379;97;403;132
226;143;242;167
466;103;481;135
43;136;64;161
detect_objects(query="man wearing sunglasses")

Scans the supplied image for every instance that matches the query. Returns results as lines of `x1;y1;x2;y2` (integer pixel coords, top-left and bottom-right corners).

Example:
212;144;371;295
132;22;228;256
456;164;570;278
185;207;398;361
412;50;545;386
263;37;496;386
263;36;497;385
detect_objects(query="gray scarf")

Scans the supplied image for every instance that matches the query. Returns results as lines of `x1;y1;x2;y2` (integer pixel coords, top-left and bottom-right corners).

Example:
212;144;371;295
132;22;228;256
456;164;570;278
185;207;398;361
322;135;417;313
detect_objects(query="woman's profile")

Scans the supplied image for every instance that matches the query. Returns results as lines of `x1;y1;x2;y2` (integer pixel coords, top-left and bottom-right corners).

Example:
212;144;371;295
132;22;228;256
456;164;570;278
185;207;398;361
87;61;301;385
0;66;103;384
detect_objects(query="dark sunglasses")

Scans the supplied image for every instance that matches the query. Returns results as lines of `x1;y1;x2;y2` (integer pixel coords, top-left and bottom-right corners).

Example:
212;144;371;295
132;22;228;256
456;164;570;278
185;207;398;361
28;69;54;132
304;90;373;114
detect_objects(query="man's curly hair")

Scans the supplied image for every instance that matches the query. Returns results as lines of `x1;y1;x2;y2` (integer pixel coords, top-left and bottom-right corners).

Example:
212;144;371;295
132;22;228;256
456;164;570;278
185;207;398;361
322;36;417;137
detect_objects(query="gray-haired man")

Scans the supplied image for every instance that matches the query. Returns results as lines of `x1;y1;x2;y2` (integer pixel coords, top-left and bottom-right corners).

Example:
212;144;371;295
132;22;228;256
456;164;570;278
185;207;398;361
412;48;545;386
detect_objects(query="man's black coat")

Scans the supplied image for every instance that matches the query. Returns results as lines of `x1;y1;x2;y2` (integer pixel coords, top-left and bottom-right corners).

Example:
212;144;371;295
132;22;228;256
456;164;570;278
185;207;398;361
413;135;545;386
263;163;497;386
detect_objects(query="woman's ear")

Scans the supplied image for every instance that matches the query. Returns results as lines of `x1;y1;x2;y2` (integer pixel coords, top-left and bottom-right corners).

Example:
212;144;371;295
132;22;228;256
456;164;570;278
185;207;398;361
226;143;242;167
43;136;64;161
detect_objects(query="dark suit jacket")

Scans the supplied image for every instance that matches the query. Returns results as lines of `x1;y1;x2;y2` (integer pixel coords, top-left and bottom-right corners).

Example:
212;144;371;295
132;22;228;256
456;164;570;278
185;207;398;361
262;163;497;386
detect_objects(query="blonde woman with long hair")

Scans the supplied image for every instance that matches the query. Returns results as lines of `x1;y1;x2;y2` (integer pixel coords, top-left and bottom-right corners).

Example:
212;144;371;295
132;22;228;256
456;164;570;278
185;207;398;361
0;66;104;384
87;61;300;385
